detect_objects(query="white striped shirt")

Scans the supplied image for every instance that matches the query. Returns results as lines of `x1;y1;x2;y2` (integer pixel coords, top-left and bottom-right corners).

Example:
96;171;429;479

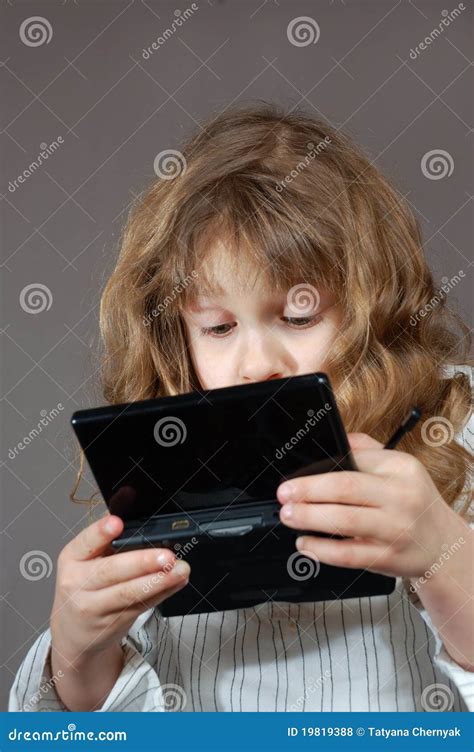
9;365;473;713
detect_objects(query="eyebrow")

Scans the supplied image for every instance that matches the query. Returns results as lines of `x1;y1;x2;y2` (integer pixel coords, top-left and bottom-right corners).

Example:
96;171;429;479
187;300;225;313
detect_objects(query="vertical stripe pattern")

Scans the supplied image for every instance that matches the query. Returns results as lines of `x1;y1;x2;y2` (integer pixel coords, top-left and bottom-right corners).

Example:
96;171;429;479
7;365;473;713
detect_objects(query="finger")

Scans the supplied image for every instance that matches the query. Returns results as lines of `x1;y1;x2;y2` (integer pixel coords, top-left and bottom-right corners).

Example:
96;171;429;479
96;559;191;613
85;547;177;590
277;471;388;508
295;535;391;575
347;432;384;451
350;448;410;475
141;577;191;611
279;501;384;539
65;515;124;562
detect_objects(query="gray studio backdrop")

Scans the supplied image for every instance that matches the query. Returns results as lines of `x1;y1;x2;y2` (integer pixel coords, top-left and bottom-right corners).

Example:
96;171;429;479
1;0;472;711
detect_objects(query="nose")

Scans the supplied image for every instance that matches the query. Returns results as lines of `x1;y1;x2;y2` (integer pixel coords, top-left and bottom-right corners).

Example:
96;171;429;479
238;331;286;383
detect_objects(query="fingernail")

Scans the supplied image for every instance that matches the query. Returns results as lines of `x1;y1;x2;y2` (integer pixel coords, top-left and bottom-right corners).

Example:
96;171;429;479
278;482;295;502
280;503;293;519
104;518;117;534
174;560;190;578
156;552;170;568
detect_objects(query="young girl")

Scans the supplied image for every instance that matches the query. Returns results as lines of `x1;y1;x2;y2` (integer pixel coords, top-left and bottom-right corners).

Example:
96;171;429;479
9;103;473;713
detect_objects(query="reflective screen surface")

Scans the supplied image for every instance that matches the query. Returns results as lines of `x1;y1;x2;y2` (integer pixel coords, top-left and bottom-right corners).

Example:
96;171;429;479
72;373;354;522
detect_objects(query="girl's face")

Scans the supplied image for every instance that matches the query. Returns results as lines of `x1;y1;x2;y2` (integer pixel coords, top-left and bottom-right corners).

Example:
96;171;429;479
181;248;343;391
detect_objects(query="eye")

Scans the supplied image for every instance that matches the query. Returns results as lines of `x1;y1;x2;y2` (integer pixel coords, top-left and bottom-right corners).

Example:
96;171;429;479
200;322;237;338
282;315;322;329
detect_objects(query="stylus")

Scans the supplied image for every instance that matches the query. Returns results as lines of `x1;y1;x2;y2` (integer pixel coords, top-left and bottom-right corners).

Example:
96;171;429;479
383;407;422;449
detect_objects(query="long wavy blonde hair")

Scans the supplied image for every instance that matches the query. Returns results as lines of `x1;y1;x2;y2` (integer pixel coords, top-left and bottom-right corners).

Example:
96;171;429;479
72;102;472;520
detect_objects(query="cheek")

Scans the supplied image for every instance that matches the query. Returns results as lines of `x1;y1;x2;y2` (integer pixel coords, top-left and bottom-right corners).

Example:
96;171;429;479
290;319;340;366
189;342;231;390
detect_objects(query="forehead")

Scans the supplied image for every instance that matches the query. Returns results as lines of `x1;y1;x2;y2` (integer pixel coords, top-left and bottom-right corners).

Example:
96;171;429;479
186;238;279;305
178;232;337;317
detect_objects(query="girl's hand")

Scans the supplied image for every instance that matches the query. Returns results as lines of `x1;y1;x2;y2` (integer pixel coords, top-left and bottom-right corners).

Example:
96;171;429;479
50;514;190;666
277;432;470;579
